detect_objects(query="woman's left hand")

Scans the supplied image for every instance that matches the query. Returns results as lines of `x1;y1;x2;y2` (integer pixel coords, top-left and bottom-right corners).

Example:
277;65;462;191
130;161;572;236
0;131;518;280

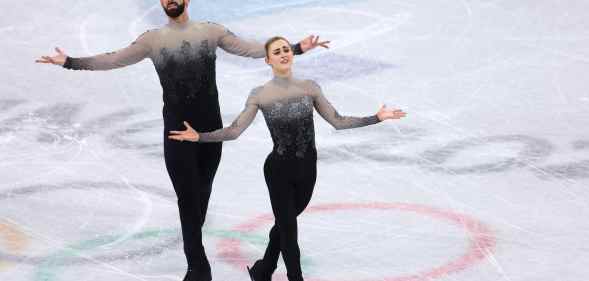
299;35;330;52
168;121;200;142
377;105;407;121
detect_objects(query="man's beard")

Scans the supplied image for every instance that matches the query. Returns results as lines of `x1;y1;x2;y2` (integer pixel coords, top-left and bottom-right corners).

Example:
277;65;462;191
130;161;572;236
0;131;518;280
163;1;186;18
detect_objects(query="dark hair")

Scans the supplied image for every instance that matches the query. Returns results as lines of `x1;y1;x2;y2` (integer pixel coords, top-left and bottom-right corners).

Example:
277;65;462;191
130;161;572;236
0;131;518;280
264;36;291;58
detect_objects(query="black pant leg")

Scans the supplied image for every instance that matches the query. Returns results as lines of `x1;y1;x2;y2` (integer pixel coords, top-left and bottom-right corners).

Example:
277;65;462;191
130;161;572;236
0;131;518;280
164;134;219;281
194;142;222;279
254;154;283;277
195;142;222;224
164;137;205;269
252;151;317;281
263;156;303;281
294;154;317;214
257;154;316;276
260;224;280;271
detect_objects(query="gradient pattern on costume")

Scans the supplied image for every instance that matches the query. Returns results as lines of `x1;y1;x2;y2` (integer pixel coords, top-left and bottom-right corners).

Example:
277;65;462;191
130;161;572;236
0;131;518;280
199;76;380;157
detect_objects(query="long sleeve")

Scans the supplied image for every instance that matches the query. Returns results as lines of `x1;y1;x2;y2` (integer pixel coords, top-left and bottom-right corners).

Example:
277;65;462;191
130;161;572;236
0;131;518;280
63;31;152;71
199;88;261;142
309;80;381;130
213;23;303;59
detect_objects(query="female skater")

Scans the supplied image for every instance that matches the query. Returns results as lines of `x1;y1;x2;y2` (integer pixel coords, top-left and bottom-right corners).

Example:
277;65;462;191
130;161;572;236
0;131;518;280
168;36;406;281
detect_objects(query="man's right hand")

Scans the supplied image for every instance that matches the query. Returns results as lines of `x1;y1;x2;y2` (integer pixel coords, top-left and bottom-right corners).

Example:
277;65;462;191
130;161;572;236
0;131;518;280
35;47;67;66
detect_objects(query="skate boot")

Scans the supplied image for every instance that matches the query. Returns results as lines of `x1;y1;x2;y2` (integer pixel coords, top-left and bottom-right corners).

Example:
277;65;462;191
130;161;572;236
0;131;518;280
182;269;211;281
246;260;272;281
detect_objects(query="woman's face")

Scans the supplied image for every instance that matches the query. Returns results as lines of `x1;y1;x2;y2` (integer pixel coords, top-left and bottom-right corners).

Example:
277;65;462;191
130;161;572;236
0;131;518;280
266;39;294;73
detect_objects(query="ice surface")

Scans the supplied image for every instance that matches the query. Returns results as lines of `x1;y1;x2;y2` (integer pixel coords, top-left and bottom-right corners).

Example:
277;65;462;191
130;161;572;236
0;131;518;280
1;0;589;280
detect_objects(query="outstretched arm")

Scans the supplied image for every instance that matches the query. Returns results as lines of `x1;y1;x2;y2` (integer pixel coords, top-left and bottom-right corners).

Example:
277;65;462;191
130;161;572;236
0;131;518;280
214;23;329;58
36;31;152;71
168;88;261;142
309;80;406;130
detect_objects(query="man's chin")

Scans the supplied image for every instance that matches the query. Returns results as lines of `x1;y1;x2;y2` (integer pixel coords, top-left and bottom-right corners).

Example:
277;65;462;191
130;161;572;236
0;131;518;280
163;4;185;18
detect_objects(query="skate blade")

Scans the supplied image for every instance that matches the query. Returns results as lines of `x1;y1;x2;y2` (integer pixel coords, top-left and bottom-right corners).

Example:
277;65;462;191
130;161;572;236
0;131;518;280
246;266;255;281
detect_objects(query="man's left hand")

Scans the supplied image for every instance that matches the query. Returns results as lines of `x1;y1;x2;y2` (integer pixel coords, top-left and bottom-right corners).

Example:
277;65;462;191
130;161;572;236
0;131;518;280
299;35;330;53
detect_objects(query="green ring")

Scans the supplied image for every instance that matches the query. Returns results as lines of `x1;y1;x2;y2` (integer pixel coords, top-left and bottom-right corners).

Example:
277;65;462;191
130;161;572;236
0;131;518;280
35;228;315;281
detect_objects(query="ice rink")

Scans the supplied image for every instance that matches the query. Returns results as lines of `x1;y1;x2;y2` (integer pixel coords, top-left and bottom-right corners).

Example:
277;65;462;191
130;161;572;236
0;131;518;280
2;0;589;280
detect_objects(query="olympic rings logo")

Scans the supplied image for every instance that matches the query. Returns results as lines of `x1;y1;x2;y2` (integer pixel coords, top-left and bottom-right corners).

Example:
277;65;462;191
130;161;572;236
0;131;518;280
1;182;495;281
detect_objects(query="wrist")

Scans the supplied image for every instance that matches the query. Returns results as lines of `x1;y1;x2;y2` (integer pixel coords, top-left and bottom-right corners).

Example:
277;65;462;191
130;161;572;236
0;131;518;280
292;43;304;55
62;56;73;68
372;114;383;123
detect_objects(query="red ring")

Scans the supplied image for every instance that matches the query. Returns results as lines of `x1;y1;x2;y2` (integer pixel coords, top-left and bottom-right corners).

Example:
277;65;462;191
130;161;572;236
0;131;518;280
216;202;496;281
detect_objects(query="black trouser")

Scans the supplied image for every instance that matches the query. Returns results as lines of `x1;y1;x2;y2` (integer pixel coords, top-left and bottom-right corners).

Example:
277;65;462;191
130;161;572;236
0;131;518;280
163;105;223;281
251;150;317;281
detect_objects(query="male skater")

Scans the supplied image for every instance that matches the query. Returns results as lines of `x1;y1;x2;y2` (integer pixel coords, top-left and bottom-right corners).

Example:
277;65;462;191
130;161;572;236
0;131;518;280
36;1;330;280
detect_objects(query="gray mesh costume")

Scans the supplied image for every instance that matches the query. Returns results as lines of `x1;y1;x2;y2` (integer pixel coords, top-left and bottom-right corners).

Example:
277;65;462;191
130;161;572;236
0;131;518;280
64;21;301;111
199;75;380;157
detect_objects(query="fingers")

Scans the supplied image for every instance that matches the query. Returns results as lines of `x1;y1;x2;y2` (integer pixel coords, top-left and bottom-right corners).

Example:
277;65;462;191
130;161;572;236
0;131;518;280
37;47;65;64
379;107;407;120
168;135;185;141
302;35;331;50
383;108;403;114
36;56;57;64
318;40;331;49
391;110;407;119
168;132;191;140
390;109;406;114
170;121;194;135
311;36;331;48
168;133;198;142
169;122;198;142
183;121;193;130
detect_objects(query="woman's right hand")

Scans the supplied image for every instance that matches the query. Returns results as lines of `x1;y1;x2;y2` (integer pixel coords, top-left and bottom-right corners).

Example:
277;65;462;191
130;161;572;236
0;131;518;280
168;121;200;142
377;105;407;121
35;47;67;66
